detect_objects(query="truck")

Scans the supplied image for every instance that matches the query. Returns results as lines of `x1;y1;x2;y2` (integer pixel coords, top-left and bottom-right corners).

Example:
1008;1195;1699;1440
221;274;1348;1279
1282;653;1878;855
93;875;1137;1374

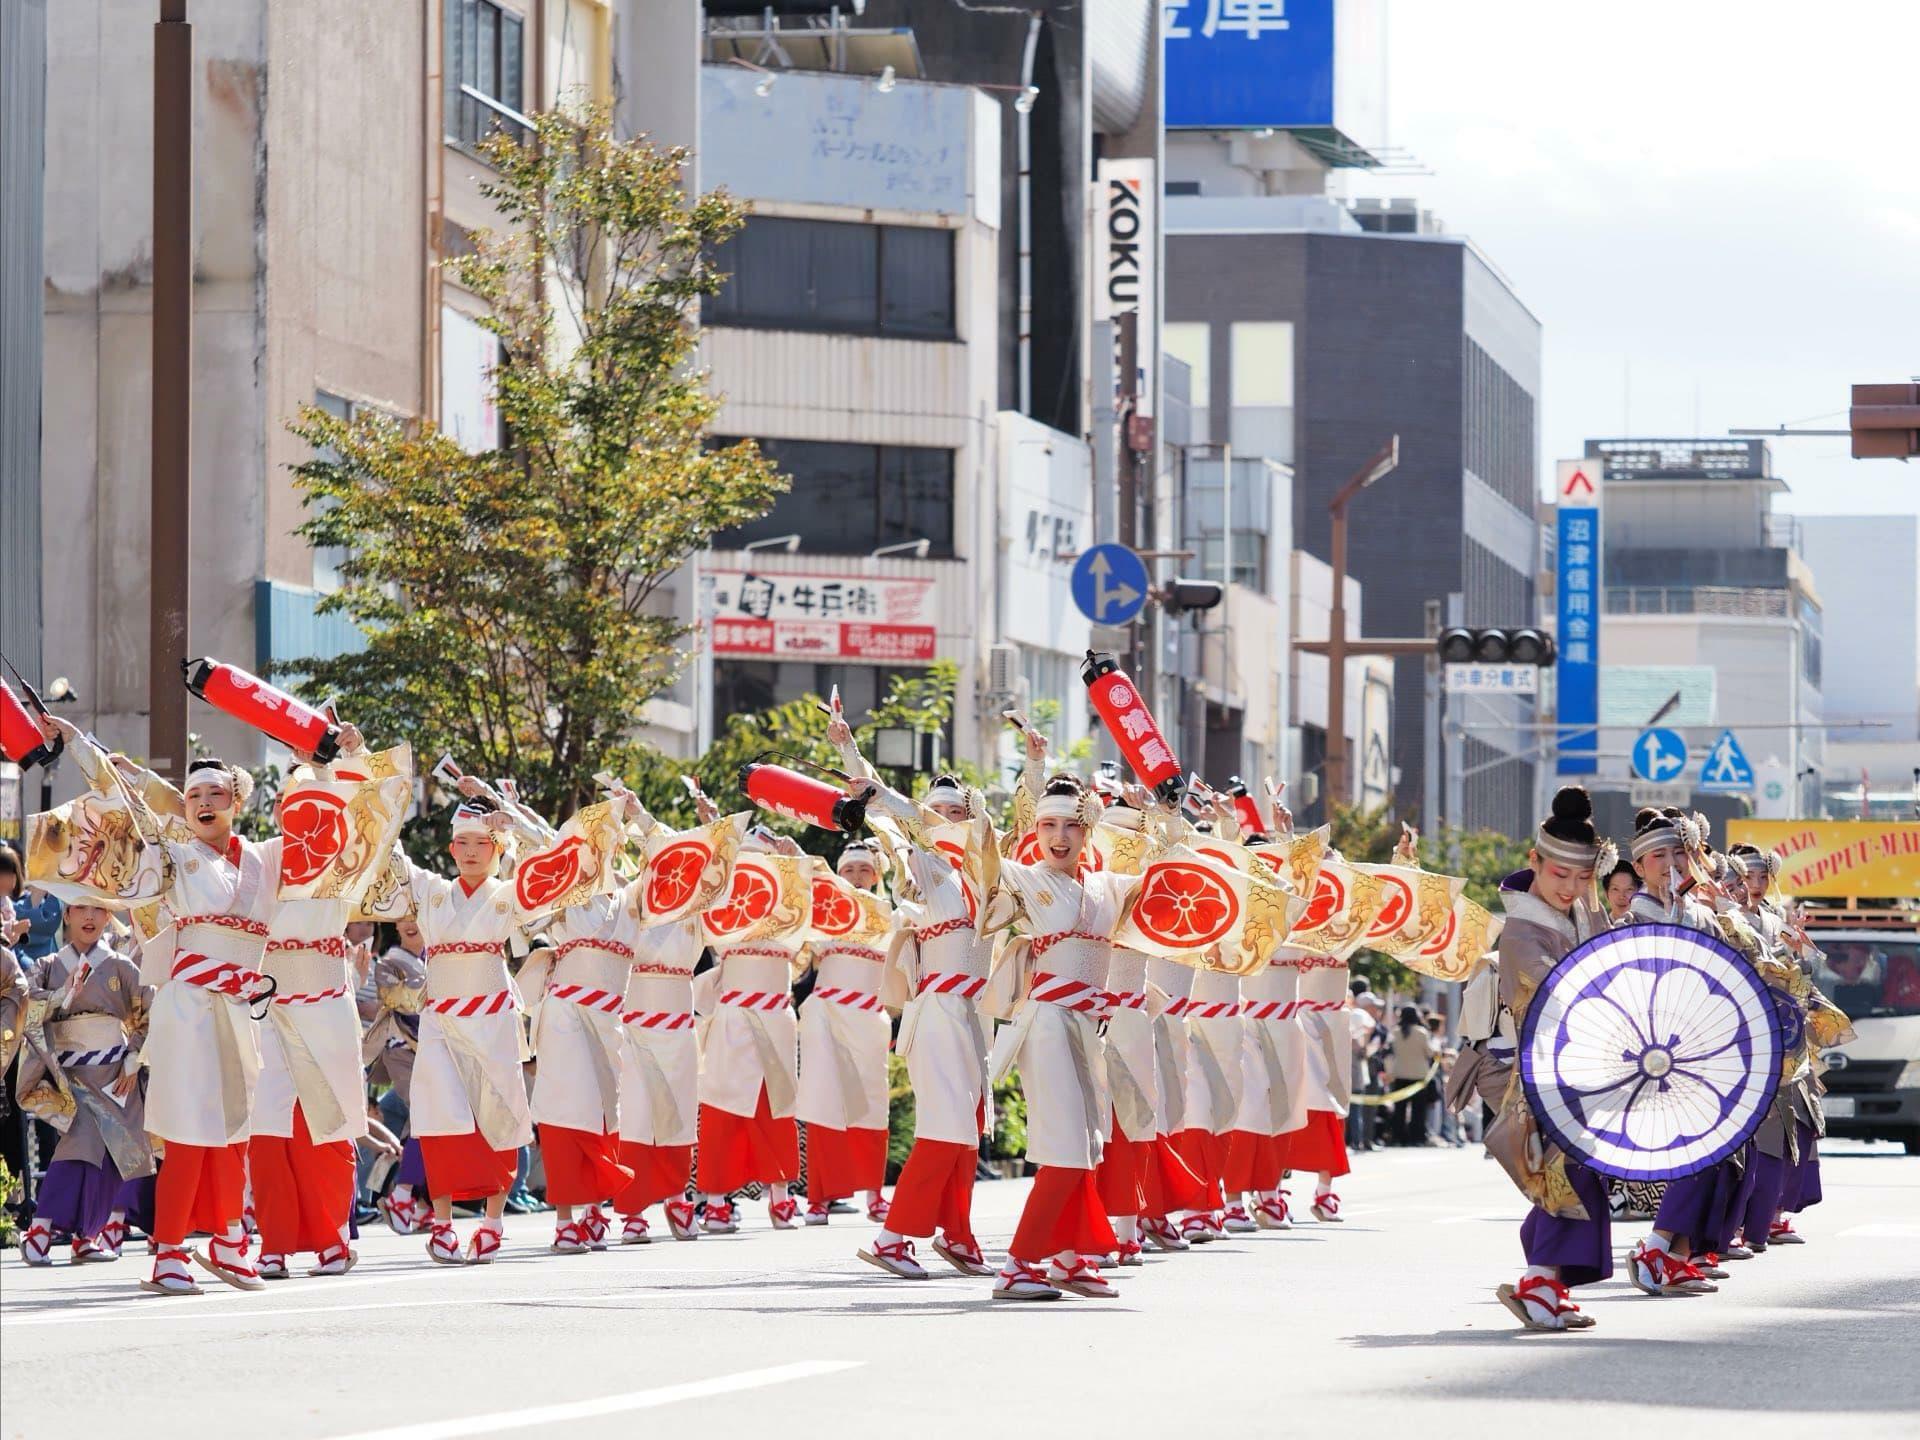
1727;819;1920;1155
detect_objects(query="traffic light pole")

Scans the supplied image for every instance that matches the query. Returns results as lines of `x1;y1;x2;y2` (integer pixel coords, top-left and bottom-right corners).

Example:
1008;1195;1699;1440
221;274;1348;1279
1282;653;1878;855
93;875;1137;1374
1319;439;1400;808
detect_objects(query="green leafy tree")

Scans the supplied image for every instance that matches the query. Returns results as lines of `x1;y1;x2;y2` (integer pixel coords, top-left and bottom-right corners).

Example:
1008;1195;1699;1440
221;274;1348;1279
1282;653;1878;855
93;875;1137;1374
284;102;785;821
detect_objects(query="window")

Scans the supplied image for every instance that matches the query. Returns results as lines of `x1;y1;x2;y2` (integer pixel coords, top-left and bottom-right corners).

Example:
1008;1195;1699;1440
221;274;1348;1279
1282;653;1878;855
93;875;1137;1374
1230;321;1293;408
446;0;527;152
714;439;956;558
708;217;956;340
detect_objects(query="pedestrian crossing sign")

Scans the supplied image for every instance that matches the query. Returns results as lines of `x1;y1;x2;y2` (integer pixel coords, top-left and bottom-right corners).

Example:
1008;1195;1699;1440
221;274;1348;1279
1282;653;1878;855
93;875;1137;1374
1698;728;1755;792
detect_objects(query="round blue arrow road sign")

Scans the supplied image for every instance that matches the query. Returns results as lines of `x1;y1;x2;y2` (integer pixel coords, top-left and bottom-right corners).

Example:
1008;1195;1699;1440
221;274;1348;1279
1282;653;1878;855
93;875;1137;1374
1071;543;1150;626
1631;727;1689;784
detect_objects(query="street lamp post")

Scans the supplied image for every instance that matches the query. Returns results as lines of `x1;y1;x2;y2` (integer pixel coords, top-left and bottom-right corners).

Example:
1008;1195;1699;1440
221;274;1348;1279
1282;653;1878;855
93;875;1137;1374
150;0;193;783
1322;438;1400;808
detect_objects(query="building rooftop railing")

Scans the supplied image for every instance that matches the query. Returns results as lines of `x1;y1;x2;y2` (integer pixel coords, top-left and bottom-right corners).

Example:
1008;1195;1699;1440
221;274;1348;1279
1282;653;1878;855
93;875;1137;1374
1605;585;1791;618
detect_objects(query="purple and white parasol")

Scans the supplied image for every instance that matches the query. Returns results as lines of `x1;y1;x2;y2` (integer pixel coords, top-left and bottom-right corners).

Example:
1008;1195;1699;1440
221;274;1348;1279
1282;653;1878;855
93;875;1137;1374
1519;923;1782;1182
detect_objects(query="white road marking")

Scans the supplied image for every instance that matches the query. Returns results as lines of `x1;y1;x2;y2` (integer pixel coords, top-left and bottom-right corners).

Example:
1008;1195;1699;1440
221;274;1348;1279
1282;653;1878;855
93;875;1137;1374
1835;1222;1920;1239
1;1280;926;1329
0;1268;423;1327
320;1361;865;1440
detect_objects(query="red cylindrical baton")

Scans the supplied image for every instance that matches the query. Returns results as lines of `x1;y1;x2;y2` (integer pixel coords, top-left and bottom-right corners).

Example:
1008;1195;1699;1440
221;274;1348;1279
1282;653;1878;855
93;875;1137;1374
1;680;63;770
181;658;340;763
1081;650;1183;806
1228;778;1267;837
739;761;869;833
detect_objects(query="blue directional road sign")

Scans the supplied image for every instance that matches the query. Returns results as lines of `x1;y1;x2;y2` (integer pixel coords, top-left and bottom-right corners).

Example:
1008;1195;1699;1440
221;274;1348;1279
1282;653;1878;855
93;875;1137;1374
1071;543;1150;626
1632;727;1689;784
1698;728;1755;792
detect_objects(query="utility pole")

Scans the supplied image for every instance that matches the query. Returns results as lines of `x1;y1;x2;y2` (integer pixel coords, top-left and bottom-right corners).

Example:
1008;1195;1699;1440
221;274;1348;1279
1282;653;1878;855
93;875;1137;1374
1317;438;1401;806
150;0;193;782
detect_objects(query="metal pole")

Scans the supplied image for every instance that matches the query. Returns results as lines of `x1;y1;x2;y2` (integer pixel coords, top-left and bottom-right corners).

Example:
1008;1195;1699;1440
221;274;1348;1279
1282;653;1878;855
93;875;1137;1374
1422;599;1441;828
150;0;192;783
1443;591;1465;829
1325;497;1349;807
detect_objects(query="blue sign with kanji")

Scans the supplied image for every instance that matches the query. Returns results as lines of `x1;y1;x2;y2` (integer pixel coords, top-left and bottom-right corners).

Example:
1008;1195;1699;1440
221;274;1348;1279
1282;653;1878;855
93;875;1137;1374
1165;0;1336;130
1556;501;1601;775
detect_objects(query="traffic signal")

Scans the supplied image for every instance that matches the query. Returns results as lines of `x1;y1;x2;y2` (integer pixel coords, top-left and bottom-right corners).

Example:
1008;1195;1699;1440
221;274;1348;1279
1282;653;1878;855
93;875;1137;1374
1437;626;1556;666
1158;578;1226;614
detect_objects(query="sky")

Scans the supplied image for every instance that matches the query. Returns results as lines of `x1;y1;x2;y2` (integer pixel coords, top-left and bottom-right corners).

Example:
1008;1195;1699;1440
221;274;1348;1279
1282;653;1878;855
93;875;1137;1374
1339;0;1920;517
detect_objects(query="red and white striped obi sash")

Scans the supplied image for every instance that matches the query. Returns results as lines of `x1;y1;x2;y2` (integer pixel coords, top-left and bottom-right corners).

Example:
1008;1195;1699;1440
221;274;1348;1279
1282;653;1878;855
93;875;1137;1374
915;914;988;985
918;969;987;1001
548;938;634;1014
715;946;792;1012
815;942;886;1005
622;1006;695;1031
422;941;516;1017
1105;945;1148;1016
171;914;271;995
1161;994;1195;1020
1027;930;1110;1013
263;936;349;1004
1186;969;1244;1021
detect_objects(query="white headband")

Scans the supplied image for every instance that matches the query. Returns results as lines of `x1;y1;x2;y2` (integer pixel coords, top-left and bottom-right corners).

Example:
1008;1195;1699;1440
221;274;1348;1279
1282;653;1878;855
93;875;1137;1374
1631;822;1681;861
451;803;499;842
1535;826;1602;869
837;845;878;872
1035;794;1083;822
923;779;966;808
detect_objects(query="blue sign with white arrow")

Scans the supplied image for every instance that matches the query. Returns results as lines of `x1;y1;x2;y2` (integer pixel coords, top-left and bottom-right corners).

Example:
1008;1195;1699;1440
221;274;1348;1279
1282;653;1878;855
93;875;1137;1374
1697;728;1755;792
1632;727;1689;784
1071;543;1150;627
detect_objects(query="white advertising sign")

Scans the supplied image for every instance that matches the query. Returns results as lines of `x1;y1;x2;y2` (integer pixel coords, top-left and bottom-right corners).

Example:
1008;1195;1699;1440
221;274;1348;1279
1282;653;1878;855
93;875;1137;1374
1094;157;1156;418
706;570;937;665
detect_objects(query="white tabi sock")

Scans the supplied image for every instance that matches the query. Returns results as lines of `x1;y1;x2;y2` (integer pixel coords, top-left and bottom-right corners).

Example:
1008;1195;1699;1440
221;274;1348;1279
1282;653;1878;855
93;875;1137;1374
1113;1215;1139;1244
877;1227;904;1247
705;1192;729;1206
1642;1232;1670;1254
391;1183;414;1204
768;1181;790;1203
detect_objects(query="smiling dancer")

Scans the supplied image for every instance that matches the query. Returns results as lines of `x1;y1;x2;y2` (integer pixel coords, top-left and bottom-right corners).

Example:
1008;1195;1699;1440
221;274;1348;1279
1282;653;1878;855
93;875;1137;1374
33;715;275;1295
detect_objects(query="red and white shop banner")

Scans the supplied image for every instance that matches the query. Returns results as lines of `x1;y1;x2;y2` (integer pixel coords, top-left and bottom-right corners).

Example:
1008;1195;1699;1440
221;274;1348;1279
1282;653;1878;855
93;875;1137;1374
707;571;938;665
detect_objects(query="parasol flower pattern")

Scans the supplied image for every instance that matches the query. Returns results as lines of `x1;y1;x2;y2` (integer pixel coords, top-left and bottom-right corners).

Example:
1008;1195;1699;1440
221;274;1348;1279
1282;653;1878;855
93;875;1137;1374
811;876;860;936
280;790;349;888
644;839;710;917
1131;862;1240;949
704;863;779;937
1555;961;1746;1151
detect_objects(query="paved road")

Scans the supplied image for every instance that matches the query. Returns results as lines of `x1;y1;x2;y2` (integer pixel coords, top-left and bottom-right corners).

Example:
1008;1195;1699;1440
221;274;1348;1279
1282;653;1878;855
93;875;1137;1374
4;1142;1916;1438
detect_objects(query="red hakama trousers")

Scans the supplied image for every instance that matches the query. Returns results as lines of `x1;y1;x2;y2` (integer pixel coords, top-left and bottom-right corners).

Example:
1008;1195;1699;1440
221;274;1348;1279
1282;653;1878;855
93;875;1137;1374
697;1090;799;1193
249;1104;354;1254
614;1142;694;1213
1094;1111;1148;1217
153;1141;249;1244
1009;1167;1117;1262
420;1131;518;1202
1141;1135;1209;1219
1284;1110;1351;1178
1223;1129;1287;1194
1172;1127;1230;1209
539;1124;634;1207
805;1124;887;1201
887;1138;977;1243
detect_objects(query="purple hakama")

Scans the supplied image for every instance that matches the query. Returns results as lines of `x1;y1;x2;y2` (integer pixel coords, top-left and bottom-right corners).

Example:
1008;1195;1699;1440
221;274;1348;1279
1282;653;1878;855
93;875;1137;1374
1520;1160;1613;1286
32;1160;156;1239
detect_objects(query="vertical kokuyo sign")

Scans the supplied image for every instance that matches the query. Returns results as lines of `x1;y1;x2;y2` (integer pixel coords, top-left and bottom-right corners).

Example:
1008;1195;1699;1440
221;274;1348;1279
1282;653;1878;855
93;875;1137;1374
1095;158;1156;417
1555;458;1602;775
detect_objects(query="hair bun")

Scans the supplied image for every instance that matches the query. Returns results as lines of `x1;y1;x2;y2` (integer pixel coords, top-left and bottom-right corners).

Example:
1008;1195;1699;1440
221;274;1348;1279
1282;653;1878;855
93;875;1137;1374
1633;807;1662;830
1550;785;1592;825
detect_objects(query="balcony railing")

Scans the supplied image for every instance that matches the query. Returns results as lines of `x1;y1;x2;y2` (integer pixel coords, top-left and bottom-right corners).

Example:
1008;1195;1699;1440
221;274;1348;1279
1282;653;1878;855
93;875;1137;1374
1605;585;1790;617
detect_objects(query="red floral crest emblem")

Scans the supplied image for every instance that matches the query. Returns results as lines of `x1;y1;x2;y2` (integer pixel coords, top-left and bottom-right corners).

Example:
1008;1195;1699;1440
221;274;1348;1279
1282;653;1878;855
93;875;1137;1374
1298;868;1347;932
703;860;780;937
1130;862;1241;949
280;789;349;888
516;835;586;912
1367;872;1414;938
811;876;861;937
644;838;712;917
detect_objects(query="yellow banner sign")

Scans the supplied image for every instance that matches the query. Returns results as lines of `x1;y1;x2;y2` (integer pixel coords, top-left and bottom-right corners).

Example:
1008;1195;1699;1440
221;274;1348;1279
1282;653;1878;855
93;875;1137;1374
1726;820;1920;899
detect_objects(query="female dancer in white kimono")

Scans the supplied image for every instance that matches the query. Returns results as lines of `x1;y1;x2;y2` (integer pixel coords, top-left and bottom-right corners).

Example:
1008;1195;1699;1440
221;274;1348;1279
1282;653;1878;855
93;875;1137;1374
796;841;894;1226
977;764;1149;1301
390;798;530;1264
853;770;997;1281
33;715;274;1295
